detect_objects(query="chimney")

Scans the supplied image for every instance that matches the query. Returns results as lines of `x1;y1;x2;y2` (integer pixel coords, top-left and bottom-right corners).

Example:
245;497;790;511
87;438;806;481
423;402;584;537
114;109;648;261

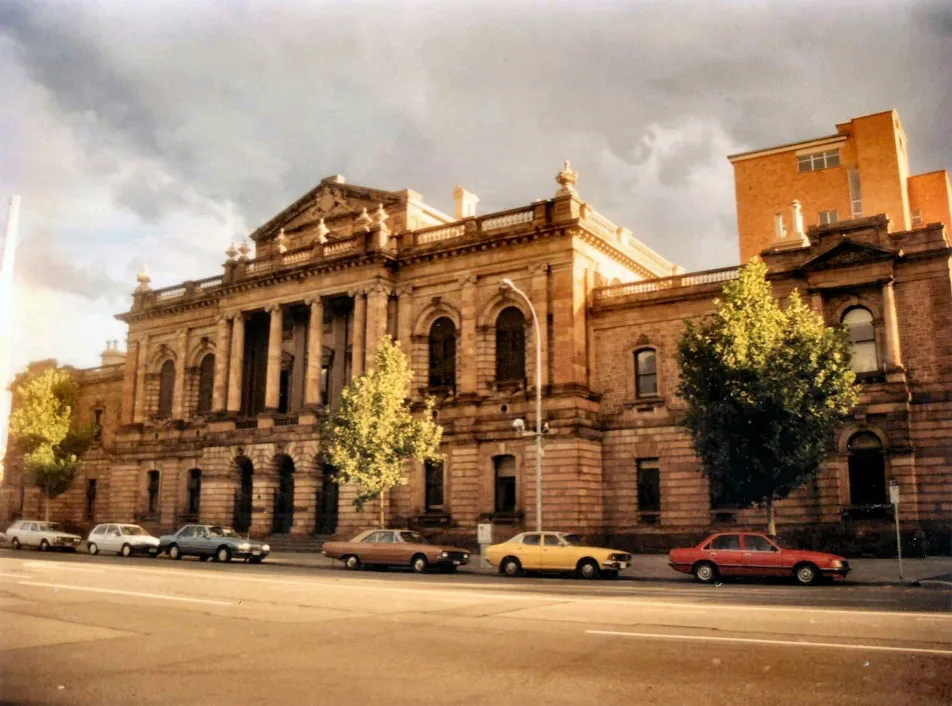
101;340;126;367
453;186;479;219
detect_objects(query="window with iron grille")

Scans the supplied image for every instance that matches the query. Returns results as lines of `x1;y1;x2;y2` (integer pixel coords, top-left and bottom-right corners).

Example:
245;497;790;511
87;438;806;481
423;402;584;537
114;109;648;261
634;349;658;398
494;455;517;512
147;471;160;514
196;354;215;413
157;360;175;417
187;469;202;515
425;459;444;511
428;317;457;390
495;307;526;382
637;459;661;513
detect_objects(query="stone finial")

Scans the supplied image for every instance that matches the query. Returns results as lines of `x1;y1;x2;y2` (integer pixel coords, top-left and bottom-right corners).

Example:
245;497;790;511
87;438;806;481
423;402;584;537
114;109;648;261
226;242;238;261
774;213;787;240
355;207;373;233
555;160;579;196
238;240;251;261
135;265;151;292
373;204;390;230
275;228;289;255
791;200;805;236
315;218;329;244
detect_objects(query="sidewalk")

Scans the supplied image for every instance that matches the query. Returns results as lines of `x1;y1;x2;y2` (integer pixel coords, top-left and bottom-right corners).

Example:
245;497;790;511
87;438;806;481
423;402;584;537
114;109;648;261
266;551;952;587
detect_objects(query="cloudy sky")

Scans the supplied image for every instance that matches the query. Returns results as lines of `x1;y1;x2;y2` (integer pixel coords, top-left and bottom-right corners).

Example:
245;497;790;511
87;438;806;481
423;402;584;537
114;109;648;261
0;0;950;374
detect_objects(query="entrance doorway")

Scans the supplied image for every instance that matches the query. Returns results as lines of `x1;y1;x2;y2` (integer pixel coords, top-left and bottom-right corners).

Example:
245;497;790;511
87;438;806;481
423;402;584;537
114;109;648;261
316;464;339;535
234;457;254;533
272;455;295;534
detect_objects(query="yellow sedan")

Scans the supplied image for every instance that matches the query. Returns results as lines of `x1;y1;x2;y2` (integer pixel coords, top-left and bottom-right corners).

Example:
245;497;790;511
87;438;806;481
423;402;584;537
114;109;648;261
484;531;632;579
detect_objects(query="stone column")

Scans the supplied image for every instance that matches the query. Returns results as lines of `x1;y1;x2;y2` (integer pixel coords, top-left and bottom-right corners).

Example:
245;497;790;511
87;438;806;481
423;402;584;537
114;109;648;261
226;313;245;414
304;297;324;407
882;280;904;373
459;275;478;395
132;335;150;423
364;282;390;372
529;263;549;389
121;338;138;425
291;465;319;535
212;315;232;413
264;304;284;411
350;288;367;379
172;329;189;419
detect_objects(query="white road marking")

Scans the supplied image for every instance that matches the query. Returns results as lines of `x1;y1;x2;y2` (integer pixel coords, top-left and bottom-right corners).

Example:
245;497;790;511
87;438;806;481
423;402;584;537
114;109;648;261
0;571;30;578
18;581;233;606
587;630;952;656
22;562;105;573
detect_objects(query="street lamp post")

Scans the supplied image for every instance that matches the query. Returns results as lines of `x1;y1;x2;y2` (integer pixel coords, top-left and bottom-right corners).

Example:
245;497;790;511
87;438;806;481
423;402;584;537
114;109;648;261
501;278;543;532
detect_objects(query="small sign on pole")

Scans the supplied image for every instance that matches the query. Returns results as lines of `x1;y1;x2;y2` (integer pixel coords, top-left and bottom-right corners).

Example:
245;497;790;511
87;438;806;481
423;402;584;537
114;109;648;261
477;523;494;568
889;479;903;581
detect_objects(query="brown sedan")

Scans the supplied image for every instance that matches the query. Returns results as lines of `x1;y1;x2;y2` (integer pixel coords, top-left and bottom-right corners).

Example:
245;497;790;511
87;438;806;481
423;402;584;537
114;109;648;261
322;529;471;574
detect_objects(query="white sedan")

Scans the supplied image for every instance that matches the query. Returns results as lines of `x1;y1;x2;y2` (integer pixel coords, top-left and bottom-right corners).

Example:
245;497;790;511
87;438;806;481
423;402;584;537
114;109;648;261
87;523;160;557
6;520;82;551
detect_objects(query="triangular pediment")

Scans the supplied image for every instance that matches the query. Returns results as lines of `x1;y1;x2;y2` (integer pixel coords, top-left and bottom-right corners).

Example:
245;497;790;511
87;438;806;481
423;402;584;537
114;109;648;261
798;238;900;270
250;179;407;243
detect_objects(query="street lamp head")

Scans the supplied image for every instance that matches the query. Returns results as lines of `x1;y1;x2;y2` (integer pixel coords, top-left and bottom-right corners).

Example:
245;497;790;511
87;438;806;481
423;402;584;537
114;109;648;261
512;418;525;433
501;278;515;291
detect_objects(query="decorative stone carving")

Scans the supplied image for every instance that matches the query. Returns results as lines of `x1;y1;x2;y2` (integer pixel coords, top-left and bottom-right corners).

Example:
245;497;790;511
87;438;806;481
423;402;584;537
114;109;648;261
315;218;329;244
459;273;478;288
238;241;251;261
135;266;152;293
354;208;373;233
556;160;579;197
225;243;238;261
275;228;289;255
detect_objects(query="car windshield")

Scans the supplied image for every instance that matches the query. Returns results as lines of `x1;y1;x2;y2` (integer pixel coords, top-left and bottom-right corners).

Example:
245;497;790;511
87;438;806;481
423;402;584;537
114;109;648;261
38;523;64;532
120;526;146;536
400;532;427;544
768;535;796;550
560;534;585;546
208;527;240;538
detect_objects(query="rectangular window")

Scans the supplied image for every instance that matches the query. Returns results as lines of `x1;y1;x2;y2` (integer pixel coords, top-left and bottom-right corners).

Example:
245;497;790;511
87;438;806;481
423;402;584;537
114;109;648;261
494;456;517;513
911;208;922;227
848;168;863;218
187;470;201;516
818;210;838;225
147;471;160;515
93;409;103;443
85;479;97;521
798;149;841;173
637;459;661;520
425;459;444;511
634;349;658;398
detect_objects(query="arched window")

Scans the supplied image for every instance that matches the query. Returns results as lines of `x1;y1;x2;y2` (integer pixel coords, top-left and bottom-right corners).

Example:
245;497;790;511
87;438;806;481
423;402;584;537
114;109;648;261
634;349;658;397
196;354;215;414
842;307;877;373
848;432;887;506
494;455;517;513
157;360;175;417
495;307;526;382
428;317;457;390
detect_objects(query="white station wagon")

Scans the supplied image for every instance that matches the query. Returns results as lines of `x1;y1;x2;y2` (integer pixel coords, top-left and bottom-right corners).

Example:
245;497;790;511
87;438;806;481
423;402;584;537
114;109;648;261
87;523;160;557
6;520;82;551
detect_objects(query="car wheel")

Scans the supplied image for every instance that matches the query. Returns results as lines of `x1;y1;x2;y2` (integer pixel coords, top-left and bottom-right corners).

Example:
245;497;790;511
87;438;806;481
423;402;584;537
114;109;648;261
87;542;99;556
121;543;133;558
215;546;232;563
168;544;182;560
10;538;20;550
500;557;522;578
411;554;429;574
39;539;50;552
693;561;717;584
344;555;361;571
577;558;601;580
794;563;818;586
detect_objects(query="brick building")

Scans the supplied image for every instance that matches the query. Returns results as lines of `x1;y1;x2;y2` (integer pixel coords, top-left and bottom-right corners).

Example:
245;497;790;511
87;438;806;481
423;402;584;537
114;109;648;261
2;111;951;553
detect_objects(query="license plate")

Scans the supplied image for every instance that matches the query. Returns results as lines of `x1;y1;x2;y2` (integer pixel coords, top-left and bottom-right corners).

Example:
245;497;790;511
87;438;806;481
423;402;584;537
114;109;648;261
252;549;261;555
453;560;460;565
619;562;629;569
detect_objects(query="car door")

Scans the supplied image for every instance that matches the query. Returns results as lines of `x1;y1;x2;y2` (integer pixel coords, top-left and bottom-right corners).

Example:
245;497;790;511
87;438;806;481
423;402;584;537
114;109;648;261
24;522;39;547
358;531;383;564
192;527;211;556
377;531;406;565
175;526;196;553
514;533;543;570
742;534;784;577
541;534;570;570
706;534;745;576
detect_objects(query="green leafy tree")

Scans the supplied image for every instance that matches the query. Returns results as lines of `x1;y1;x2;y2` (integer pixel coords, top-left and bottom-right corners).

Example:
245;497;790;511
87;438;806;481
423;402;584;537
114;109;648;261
676;259;858;535
322;336;443;528
7;368;93;520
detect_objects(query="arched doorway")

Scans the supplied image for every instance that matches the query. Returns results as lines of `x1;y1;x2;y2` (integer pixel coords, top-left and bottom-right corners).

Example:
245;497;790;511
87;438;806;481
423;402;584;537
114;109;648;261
272;455;295;534
316;463;339;535
233;457;254;533
848;432;887;506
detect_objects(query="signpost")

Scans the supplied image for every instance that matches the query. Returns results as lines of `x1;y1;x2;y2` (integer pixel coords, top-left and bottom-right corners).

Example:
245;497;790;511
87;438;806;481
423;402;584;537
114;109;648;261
477;523;493;568
889;479;903;581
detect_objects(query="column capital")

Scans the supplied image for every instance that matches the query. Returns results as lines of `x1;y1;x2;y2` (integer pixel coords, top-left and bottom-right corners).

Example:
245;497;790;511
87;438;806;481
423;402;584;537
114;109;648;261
303;295;323;307
396;284;414;297
265;303;283;314
528;262;549;276
227;311;246;322
458;274;478;288
215;313;230;325
347;287;367;298
367;280;391;297
177;328;189;340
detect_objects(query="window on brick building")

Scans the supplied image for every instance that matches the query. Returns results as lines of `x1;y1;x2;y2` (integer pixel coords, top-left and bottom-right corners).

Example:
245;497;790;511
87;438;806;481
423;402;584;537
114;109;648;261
425;459;444;511
848;168;863;217
495;308;526;383
85;479;97;521
637;459;661;523
196;354;215;414
842;307;878;373
494;455;517;513
848;433;887;506
818;210;838;225
147;471;160;515
187;469;202;516
797;149;840;173
634;349;658;398
428;317;457;391
911;209;922;227
157;360;175;418
93;408;104;442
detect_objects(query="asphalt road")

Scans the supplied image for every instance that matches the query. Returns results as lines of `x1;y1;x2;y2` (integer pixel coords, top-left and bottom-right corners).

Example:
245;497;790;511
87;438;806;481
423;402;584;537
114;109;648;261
1;550;950;705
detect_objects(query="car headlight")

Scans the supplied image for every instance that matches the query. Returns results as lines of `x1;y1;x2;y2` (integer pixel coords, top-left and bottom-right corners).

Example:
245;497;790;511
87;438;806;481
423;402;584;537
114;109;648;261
463;554;470;560
262;544;270;552
831;560;843;568
440;551;449;558
237;543;251;551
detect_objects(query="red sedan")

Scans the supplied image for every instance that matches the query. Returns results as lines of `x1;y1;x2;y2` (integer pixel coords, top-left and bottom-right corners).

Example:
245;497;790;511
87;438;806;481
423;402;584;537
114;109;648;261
669;532;850;585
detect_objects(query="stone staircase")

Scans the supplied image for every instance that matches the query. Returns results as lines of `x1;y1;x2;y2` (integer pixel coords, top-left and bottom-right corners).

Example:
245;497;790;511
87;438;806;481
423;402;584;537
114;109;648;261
258;534;332;553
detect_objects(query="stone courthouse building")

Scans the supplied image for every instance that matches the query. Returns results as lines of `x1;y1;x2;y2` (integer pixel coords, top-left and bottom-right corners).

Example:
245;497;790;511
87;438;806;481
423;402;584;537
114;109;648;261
3;109;951;551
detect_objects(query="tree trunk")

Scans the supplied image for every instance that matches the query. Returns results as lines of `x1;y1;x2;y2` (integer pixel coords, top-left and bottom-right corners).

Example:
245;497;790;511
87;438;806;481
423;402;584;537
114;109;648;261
766;498;776;536
379;489;386;529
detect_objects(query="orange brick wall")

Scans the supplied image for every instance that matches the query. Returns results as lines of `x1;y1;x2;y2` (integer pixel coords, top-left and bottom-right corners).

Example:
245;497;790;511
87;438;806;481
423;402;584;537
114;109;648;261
909;171;952;232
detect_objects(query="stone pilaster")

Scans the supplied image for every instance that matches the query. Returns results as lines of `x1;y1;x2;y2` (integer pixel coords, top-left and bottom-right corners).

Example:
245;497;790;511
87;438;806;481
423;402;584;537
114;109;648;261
132;335;149;423
304;297;324;407
212;315;232;413
172;329;189;419
265;304;284;411
459;274;478;395
121;338;138;425
350;289;367;379
291;467;319;535
226;313;245;414
529;263;549;389
364;282;390;372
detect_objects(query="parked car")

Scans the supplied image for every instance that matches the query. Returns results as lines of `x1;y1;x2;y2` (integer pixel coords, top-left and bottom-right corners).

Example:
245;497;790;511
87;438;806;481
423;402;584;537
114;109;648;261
484;531;632;579
669;532;850;585
87;523;160;557
5;520;82;552
322;529;471;573
158;524;270;563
